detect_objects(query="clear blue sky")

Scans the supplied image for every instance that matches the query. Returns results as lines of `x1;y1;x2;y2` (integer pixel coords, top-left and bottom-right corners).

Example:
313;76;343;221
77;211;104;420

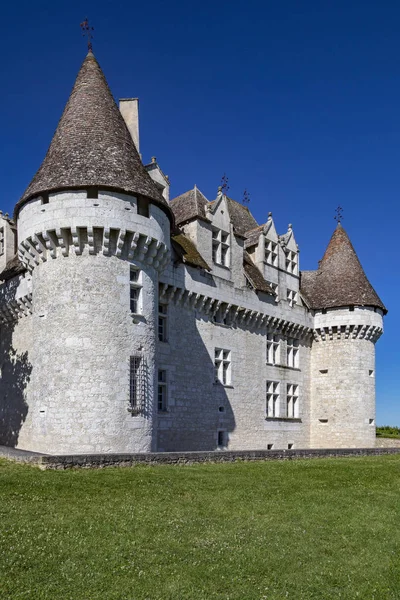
0;1;398;424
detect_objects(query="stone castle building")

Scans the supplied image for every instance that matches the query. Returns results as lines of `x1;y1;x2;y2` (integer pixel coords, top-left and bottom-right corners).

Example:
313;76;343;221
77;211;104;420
0;51;387;454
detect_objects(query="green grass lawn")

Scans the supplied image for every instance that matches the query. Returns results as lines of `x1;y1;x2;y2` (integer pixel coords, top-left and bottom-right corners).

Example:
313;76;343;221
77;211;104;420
1;457;400;600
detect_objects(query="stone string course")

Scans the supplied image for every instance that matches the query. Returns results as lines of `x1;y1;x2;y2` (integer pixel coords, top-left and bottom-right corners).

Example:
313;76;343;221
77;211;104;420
1;445;400;470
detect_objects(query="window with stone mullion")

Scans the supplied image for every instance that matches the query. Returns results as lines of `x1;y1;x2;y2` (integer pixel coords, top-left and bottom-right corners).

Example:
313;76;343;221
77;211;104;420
266;380;280;417
287;383;299;418
266;333;280;365
265;238;278;266
212;227;230;267
287;338;299;368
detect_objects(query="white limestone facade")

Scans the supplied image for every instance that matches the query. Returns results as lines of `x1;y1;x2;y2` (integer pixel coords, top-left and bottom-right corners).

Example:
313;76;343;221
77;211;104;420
0;50;386;454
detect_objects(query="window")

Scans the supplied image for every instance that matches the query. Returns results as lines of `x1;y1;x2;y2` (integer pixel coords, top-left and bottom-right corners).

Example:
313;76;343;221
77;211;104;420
265;239;278;266
130;355;143;415
267;281;278;297
130;267;142;314
287;338;299;368
285;249;298;274
215;348;231;385
287;384;299;418
212;227;230;267
137;197;149;217
266;333;280;365
158;369;167;411
158;304;168;342
266;381;280;417
213;305;231;326
287;289;297;307
0;228;3;256
217;430;225;447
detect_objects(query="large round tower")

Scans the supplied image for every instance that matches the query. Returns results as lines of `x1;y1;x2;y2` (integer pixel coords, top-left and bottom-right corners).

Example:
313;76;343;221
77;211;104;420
15;52;172;454
302;224;386;448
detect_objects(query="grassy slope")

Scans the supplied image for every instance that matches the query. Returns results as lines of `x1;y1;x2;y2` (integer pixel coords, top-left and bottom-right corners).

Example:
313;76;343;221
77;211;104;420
0;457;400;600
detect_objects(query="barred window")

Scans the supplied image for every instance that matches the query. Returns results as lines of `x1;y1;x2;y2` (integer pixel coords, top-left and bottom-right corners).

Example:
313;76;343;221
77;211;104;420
215;348;231;385
158;369;167;412
130;355;144;415
265;239;278;266
266;381;280;417
287;384;299;418
158;304;168;342
130;267;142;314
266;333;280;365
287;338;299;368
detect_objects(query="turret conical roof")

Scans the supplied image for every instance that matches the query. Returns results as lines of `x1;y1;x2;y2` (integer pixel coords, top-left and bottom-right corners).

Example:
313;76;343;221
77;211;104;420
301;223;386;313
15;52;170;218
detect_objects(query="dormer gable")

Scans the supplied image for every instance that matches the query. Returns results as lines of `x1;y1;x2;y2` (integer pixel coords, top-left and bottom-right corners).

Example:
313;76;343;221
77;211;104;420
279;224;299;275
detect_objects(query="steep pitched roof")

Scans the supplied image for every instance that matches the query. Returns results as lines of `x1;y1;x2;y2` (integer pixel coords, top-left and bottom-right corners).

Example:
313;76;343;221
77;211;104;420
243;253;274;295
172;233;210;271
0;255;26;282
301;223;386;313
225;197;258;236
170;187;209;225
244;224;264;248
16;52;170;219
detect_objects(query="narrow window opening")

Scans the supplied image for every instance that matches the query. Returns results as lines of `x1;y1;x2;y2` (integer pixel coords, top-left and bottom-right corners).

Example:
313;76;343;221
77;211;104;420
130;355;143;415
41;194;49;205
0;228;4;256
217;430;225;447
369;419;375;425
288;443;293;450
349;306;355;312
158;369;167;412
319;369;328;374
158;304;168;342
267;444;274;450
87;187;98;199
130;267;142;314
137;197;149;217
369;370;374;377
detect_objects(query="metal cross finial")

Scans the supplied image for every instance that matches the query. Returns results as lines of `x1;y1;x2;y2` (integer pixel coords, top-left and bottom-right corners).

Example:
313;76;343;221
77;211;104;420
242;189;250;206
80;18;94;52
221;173;230;194
334;205;343;224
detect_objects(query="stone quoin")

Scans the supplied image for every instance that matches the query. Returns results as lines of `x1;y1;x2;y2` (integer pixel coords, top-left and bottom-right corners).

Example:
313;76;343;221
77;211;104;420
0;51;387;454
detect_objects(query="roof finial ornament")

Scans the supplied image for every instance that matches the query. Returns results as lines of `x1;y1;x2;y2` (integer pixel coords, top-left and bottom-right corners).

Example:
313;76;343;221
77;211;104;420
220;173;229;194
242;189;250;206
334;205;343;225
80;18;94;53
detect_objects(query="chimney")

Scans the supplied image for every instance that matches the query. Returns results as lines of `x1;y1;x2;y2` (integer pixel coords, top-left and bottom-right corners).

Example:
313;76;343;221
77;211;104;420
119;98;140;155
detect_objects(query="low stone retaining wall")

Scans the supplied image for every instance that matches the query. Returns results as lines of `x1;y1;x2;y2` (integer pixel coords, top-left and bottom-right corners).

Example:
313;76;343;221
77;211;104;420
1;445;400;470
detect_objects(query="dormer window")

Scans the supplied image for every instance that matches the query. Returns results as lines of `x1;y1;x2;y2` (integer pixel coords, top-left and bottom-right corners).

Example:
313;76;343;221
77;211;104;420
265;239;278;266
285;249;298;274
212;227;230;268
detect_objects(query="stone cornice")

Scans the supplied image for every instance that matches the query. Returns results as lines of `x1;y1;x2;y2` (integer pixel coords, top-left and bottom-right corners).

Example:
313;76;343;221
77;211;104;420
18;227;170;273
159;282;313;338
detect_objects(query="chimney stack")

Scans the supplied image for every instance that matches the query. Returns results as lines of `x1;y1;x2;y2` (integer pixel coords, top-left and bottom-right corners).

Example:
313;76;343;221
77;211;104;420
119;98;140;156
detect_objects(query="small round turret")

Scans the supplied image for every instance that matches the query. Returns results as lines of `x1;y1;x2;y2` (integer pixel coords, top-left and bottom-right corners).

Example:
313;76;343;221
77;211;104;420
302;224;386;448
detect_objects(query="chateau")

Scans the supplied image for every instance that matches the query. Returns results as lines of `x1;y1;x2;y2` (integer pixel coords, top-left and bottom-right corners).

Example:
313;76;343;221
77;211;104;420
0;51;386;454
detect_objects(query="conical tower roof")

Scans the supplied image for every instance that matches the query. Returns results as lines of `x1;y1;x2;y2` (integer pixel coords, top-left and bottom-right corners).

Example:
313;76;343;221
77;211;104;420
301;223;386;313
15;51;170;219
